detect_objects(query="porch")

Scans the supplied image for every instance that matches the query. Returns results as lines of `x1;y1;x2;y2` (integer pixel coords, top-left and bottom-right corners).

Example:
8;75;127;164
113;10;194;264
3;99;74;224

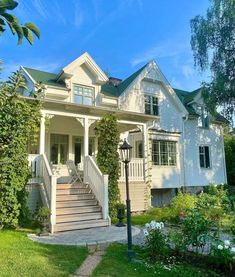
28;99;157;232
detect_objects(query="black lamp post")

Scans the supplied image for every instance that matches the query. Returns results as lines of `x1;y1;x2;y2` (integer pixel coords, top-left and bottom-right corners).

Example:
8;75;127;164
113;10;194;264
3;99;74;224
119;139;134;260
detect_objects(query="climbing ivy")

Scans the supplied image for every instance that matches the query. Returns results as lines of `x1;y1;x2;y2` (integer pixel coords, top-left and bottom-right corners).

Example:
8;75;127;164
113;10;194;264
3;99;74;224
0;70;41;227
95;113;120;219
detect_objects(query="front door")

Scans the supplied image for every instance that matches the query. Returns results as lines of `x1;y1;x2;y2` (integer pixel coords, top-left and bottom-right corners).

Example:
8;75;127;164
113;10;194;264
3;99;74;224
73;137;83;165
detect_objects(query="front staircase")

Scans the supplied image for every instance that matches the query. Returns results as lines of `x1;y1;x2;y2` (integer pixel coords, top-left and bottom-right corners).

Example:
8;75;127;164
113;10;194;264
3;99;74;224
54;182;109;232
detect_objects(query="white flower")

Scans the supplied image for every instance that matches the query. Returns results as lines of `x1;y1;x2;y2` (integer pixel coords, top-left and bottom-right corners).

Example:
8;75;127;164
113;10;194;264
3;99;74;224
224;240;230;246
143;229;149;236
217;245;223;250
160;222;164;228
231;247;235;253
150;220;157;229
145;223;150;228
224;245;229;249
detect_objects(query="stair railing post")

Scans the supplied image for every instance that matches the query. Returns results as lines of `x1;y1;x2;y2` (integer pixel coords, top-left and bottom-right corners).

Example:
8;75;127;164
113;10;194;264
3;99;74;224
103;174;109;220
50;175;57;233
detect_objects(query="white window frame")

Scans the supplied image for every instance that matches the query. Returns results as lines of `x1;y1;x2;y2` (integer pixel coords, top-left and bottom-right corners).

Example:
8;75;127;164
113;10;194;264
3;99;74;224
199;145;211;169
196;105;209;128
152;140;177;166
145;95;159;116
73;84;95;106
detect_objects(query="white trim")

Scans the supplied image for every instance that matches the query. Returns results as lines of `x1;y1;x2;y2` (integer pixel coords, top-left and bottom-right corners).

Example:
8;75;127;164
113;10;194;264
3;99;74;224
21;66;36;84
63;52;108;83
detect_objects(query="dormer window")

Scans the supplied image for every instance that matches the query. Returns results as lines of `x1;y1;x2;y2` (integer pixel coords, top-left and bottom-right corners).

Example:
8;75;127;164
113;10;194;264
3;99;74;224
145;95;158;115
73;85;94;106
196;105;209;128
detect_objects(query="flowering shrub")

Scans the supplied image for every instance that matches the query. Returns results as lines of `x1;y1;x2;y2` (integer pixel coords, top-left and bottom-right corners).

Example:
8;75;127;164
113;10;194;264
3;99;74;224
143;220;169;262
182;209;212;253
209;239;235;269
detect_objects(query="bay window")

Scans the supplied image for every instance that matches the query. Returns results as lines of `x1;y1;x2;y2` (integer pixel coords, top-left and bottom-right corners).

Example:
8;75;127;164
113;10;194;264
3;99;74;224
152;140;177;166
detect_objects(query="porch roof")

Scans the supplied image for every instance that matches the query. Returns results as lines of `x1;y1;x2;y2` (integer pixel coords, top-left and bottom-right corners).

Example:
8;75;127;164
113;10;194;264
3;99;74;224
24;96;158;124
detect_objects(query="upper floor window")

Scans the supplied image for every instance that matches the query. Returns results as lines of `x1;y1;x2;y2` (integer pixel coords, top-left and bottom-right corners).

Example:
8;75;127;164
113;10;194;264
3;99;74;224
145;95;158;116
196;105;209;128
73;85;94;106
199;146;211;168
152;140;177;166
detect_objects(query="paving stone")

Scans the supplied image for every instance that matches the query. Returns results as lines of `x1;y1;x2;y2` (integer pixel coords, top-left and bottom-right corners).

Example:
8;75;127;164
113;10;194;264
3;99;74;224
28;225;141;246
75;254;103;276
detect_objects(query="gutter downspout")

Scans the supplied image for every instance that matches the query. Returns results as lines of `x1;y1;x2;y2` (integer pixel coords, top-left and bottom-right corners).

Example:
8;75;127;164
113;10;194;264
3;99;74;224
181;115;188;192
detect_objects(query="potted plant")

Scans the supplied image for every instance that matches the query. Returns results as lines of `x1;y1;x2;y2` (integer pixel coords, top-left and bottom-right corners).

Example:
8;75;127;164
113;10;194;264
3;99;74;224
116;203;126;227
37;207;51;236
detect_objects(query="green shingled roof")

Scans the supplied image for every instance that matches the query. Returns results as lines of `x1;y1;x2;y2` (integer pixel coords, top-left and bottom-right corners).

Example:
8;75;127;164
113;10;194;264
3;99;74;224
101;63;148;98
23;67;65;88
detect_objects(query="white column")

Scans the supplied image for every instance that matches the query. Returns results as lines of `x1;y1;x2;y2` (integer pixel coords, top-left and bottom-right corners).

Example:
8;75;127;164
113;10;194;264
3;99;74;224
39;114;46;154
68;134;73;160
142;124;148;182
84;117;89;157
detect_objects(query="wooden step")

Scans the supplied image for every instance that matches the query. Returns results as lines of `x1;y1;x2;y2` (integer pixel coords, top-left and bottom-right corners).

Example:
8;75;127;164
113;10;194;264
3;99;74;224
56;188;91;195
56;212;102;223
56;206;100;215
56;199;98;208
56;194;95;202
55;219;109;232
57;183;86;189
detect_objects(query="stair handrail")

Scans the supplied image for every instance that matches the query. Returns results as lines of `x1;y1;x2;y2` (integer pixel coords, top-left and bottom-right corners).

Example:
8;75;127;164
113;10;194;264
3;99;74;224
84;156;109;221
39;153;57;233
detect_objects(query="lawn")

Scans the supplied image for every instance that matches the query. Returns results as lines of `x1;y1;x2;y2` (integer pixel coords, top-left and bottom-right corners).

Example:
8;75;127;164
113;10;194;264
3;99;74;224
92;244;221;277
0;229;88;277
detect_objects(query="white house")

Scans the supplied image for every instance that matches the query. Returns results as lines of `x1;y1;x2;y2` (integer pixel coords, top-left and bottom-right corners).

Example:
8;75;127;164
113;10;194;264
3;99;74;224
22;52;227;232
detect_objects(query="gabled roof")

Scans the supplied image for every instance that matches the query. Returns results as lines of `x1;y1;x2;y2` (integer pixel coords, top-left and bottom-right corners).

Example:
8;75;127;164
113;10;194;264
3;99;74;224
22;67;66;88
101;63;148;98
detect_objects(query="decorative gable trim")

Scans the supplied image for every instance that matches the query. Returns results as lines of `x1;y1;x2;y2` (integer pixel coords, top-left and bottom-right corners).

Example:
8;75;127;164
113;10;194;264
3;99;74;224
61;52;108;84
118;61;188;115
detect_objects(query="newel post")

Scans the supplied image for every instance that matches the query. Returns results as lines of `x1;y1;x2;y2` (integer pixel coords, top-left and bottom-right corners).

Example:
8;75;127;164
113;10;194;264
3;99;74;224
103;174;109;220
50;175;57;233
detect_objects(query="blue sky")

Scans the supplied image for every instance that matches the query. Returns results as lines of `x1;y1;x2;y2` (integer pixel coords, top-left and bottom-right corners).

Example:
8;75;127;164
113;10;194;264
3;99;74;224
0;0;210;91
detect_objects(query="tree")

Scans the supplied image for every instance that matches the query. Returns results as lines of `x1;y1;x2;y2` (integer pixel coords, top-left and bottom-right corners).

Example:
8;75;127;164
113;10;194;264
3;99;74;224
95;113;120;219
190;0;235;121
0;0;40;44
224;129;235;186
0;70;41;227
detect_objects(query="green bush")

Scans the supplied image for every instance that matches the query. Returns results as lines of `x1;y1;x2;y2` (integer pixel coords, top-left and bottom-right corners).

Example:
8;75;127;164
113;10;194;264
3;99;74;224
147;207;176;222
182;209;212;253
170;191;196;220
0;71;41;228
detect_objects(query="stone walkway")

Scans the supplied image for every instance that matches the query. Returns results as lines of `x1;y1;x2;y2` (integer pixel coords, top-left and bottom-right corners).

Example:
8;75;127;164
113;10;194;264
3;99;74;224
71;244;108;277
28;225;141;246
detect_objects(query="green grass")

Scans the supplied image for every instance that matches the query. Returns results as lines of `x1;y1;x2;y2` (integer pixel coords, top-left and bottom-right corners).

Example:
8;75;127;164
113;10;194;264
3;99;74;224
0;230;88;277
92;244;220;277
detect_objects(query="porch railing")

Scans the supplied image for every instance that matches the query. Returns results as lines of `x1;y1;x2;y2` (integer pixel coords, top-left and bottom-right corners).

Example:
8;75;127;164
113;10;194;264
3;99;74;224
84;156;109;221
119;158;144;182
28;154;57;233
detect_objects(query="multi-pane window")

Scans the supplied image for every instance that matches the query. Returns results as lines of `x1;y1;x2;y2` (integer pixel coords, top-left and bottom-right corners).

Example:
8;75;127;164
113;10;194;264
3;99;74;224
74;85;94;106
50;134;68;164
135;141;143;158
145;95;158;115
197;105;209;128
199;146;211;168
152;140;177;166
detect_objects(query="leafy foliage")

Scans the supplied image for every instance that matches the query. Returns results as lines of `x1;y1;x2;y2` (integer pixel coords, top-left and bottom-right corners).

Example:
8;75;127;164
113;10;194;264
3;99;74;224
224;130;235;186
170;191;196;220
182;209;212;253
0;0;40;44
0;70;41;228
190;0;235;120
95;113;120;219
